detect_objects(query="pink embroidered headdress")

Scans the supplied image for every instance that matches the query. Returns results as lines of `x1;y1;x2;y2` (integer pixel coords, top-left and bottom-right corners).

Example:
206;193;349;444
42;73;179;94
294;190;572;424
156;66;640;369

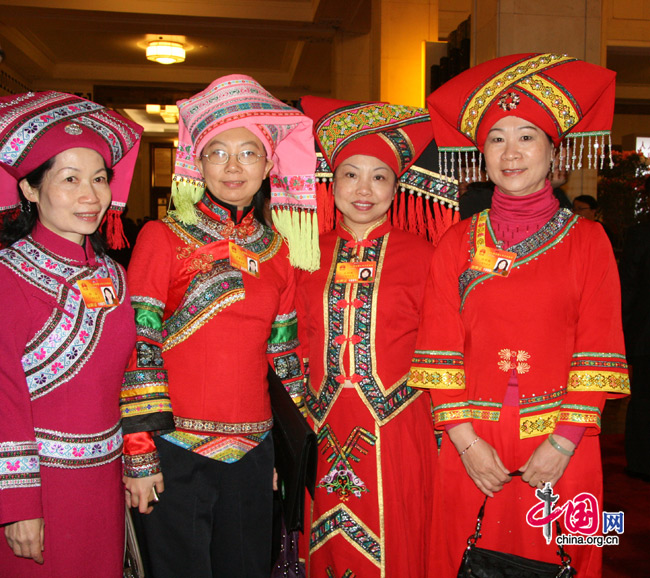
173;74;319;271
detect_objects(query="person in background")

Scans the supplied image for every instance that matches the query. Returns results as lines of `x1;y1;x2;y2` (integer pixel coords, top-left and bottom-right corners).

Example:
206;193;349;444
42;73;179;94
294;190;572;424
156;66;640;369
297;95;457;577
0;91;142;577
572;194;599;220
120;75;318;578
410;53;629;577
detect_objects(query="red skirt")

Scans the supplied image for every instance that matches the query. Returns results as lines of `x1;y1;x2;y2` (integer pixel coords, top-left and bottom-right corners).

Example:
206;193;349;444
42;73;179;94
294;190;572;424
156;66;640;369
303;389;437;578
430;406;602;577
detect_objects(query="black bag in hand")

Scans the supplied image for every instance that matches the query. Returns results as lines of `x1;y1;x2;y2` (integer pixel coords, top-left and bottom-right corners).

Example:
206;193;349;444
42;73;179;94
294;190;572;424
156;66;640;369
268;365;317;532
457;496;576;578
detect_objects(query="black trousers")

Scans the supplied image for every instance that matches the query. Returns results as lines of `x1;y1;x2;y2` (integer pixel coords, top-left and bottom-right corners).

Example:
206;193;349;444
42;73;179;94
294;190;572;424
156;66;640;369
133;434;274;578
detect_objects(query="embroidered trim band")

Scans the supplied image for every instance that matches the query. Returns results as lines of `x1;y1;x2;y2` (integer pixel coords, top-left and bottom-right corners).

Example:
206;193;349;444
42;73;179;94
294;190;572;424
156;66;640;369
173;415;273;435
0;440;40;489
35;422;123;469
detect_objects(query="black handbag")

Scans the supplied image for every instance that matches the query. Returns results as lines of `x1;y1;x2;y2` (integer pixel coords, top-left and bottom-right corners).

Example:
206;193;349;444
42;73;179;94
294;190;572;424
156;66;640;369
457;496;576;578
268;365;317;532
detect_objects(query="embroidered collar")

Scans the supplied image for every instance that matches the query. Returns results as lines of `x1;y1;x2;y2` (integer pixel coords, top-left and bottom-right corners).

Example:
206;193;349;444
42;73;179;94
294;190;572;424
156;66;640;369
459;208;576;309
202;192;254;224
336;216;391;245
190;193;262;243
31;221;98;266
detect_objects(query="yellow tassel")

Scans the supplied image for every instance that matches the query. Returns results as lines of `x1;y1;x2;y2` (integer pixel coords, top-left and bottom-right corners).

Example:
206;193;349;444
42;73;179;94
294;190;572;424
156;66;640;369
272;207;321;272
169;179;205;225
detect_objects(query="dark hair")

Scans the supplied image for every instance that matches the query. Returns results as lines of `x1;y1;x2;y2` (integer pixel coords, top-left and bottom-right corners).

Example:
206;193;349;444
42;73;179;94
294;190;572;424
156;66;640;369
573;195;598;210
252;177;270;224
0;155;114;254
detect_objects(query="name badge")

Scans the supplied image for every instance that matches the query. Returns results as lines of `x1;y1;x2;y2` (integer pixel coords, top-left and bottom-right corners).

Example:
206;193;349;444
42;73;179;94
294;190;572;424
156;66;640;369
229;242;260;278
77;278;118;308
470;247;516;277
335;262;376;284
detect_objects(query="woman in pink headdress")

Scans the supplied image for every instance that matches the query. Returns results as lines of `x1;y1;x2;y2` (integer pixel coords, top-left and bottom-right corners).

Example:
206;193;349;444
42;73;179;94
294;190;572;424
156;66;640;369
0;92;142;577
120;75;318;578
409;53;630;577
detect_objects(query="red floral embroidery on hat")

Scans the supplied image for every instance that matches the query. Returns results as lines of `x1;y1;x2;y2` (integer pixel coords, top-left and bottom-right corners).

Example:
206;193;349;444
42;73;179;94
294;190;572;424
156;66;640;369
497;92;521;111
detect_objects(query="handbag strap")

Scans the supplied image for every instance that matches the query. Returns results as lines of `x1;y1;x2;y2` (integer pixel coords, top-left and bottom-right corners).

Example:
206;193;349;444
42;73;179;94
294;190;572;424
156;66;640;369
467;495;574;570
466;495;488;547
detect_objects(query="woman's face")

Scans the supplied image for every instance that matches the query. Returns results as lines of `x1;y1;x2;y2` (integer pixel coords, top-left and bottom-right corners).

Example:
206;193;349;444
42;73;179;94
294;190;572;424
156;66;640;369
483;116;554;197
19;147;112;245
198;127;273;209
333;154;397;239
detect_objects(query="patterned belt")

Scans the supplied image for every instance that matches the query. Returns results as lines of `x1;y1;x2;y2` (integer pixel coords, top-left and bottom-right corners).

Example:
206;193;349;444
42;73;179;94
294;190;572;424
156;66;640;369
35;422;123;469
173;415;273;435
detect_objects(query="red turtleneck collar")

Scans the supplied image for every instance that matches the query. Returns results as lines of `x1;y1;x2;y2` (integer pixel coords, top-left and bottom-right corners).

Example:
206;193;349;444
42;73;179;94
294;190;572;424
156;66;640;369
489;180;559;248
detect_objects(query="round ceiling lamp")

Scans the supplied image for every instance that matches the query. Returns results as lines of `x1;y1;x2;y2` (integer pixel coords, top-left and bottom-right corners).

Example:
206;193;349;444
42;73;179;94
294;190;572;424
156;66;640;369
146;40;185;65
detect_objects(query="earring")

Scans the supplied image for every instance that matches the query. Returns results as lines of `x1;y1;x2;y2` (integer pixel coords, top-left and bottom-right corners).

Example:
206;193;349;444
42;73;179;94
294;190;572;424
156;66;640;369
21;200;31;213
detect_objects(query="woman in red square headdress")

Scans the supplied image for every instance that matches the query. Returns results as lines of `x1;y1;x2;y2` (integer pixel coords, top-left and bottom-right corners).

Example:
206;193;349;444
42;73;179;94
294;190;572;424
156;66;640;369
409;53;630;577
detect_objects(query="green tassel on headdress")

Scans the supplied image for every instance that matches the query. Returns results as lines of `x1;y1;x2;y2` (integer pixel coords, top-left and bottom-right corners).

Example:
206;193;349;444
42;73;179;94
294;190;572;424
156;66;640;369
272;207;320;272
170;176;205;225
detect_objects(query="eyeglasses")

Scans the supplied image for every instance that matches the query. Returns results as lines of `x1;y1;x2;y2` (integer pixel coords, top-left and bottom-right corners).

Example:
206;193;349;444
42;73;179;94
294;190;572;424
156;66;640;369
200;149;265;165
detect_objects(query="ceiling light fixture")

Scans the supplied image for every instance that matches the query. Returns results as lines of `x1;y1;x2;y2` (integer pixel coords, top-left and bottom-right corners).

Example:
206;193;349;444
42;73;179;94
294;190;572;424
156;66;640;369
160;104;179;124
146;40;185;65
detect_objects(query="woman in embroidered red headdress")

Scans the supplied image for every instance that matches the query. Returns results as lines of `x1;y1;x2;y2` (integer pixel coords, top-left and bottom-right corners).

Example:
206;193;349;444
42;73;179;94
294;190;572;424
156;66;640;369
297;95;458;578
0;91;142;576
408;53;630;577
120;75;317;578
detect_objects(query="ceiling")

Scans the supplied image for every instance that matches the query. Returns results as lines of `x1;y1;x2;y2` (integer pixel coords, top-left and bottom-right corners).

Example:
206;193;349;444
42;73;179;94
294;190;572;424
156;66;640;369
0;0;371;134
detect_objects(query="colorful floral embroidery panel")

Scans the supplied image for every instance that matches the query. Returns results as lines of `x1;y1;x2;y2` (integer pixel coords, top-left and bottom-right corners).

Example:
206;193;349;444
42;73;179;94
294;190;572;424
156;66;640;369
316;425;376;501
0;236;123;400
306;235;420;426
35;422;123;468
0;441;40;490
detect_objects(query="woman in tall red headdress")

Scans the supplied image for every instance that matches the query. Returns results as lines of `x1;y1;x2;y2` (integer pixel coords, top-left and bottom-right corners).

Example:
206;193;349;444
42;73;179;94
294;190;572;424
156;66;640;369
409;53;630;577
298;96;458;578
0;91;142;576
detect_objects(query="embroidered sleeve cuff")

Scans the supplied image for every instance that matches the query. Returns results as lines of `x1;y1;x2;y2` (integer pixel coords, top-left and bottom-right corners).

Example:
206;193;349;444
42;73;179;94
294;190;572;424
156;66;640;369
123;451;161;478
408;350;466;389
557;404;602;430
433;402;472;429
567;353;630;394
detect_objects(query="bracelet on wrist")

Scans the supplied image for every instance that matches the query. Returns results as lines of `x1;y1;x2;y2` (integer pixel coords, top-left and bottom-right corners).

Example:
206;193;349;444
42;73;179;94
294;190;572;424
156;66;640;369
459;437;481;456
548;434;575;457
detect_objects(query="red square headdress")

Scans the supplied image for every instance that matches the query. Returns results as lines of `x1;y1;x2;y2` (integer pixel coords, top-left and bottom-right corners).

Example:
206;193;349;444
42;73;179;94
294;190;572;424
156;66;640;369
427;53;616;180
0;91;143;248
300;95;459;243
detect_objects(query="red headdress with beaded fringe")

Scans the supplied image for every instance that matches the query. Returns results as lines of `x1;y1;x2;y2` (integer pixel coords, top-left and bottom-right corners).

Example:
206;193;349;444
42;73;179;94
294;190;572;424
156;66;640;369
300;95;459;244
